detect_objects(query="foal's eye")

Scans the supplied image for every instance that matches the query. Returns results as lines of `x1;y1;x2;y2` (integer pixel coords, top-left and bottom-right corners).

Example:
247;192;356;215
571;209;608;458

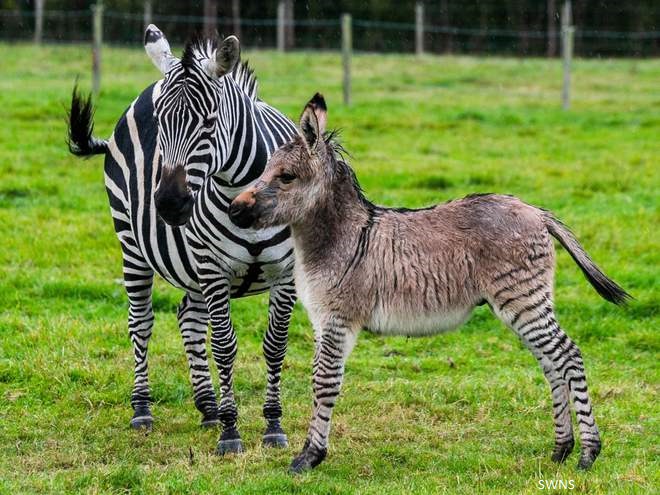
279;173;296;184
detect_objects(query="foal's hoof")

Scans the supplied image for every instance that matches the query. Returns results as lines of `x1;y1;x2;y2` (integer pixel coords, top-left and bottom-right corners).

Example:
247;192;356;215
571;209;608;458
216;428;244;456
577;443;601;470
289;444;327;474
551;438;575;463
263;422;288;448
129;415;153;430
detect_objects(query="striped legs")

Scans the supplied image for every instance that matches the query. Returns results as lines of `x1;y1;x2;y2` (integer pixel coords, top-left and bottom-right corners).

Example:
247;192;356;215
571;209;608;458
123;255;156;430
177;292;219;427
491;277;601;469
262;281;296;447
539;354;575;463
195;269;243;454
290;317;357;473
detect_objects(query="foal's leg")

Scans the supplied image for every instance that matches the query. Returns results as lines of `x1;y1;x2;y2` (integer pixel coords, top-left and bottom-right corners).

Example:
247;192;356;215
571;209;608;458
290;317;357;473
123;253;156;430
177;292;219;427
490;273;601;469
262;280;296;448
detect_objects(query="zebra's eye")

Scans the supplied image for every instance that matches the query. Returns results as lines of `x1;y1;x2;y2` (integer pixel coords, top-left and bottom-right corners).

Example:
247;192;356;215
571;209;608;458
279;173;296;184
202;116;217;128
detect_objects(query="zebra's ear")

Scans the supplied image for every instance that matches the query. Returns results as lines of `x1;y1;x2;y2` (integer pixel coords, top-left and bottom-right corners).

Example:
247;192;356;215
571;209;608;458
144;24;178;74
214;35;241;77
299;93;327;151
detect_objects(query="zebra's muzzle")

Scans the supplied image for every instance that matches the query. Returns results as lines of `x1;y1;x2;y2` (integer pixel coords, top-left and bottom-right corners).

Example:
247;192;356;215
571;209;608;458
155;164;194;226
228;197;257;229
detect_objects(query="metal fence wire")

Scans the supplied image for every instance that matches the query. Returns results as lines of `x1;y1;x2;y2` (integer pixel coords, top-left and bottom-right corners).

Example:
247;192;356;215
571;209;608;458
1;9;659;57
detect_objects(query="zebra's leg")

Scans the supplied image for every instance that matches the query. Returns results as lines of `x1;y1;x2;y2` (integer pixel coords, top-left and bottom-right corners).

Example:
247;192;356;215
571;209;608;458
123;256;156;430
177;292;219;427
290;317;357;473
200;277;242;455
491;282;600;470
262;280;296;448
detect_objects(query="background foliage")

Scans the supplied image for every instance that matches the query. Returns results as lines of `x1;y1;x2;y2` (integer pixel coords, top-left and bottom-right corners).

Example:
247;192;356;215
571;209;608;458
1;0;659;55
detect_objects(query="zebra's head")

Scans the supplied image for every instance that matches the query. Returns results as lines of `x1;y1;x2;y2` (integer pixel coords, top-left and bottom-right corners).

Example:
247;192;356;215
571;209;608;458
144;25;240;226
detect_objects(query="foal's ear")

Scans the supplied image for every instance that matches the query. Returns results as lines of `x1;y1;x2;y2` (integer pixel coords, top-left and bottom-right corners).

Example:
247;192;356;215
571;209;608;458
299;93;327;150
216;36;241;77
144;24;178;74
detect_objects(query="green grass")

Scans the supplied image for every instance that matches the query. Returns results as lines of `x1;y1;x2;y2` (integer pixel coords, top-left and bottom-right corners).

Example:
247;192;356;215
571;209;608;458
0;43;658;494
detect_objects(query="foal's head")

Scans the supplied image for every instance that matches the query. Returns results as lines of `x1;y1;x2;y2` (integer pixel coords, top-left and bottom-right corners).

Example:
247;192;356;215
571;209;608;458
229;93;343;229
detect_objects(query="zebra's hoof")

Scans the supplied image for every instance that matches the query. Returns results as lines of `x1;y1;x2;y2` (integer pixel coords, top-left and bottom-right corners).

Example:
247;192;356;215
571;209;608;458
263;432;288;448
289;444;327;474
130;415;153;430
551;439;575;463
216;427;244;456
216;438;244;456
263;421;288;448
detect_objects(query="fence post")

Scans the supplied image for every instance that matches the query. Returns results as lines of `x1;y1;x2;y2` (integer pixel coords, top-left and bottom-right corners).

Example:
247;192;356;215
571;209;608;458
561;0;574;110
143;0;152;29
342;13;352;106
203;0;217;38
34;0;44;44
547;0;557;57
92;1;103;96
284;0;294;49
415;2;424;56
277;1;285;52
231;0;241;39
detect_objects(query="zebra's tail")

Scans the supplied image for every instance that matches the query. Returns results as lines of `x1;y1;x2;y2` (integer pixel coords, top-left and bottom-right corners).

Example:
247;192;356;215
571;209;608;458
543;212;631;305
67;83;108;157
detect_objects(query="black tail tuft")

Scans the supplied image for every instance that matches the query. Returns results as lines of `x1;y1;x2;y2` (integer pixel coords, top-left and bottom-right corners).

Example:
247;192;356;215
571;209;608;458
544;213;632;305
67;83;108;157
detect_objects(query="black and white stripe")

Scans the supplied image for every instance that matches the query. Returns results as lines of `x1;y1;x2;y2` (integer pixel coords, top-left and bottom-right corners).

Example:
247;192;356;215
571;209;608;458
67;29;297;450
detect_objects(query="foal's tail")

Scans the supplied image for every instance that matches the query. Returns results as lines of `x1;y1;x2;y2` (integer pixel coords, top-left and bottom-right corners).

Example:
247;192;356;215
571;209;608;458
67;83;108;157
543;212;631;305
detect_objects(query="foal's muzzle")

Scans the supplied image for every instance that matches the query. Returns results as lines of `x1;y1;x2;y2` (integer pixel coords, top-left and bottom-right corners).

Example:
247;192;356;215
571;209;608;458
154;164;194;226
229;189;257;229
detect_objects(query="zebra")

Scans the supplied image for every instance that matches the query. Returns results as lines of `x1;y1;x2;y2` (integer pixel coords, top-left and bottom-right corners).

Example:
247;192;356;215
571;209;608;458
229;93;631;472
67;25;297;453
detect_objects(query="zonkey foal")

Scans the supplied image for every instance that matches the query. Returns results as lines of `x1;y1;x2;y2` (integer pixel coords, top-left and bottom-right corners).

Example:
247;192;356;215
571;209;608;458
228;94;630;473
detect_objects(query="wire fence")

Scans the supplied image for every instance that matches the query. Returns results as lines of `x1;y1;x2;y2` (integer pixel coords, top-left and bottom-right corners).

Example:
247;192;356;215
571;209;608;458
1;9;659;57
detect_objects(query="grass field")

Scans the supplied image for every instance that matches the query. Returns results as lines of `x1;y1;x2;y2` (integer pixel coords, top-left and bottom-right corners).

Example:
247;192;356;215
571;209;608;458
0;43;658;494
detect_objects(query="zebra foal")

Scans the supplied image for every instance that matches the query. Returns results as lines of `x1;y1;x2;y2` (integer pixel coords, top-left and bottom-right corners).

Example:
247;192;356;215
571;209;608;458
229;94;631;473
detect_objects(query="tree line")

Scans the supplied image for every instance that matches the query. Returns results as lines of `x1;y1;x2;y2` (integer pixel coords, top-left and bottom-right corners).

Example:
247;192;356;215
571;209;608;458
2;1;658;56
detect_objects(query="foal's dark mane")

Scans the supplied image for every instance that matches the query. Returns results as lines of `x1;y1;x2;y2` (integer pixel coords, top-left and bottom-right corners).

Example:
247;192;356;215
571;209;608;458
323;131;375;211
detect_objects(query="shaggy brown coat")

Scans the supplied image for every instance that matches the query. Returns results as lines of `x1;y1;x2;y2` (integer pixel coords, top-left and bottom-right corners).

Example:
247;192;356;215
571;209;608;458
229;93;629;474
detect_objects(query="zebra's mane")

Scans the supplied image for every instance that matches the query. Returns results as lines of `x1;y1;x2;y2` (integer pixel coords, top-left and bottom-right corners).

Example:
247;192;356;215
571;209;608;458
181;32;258;101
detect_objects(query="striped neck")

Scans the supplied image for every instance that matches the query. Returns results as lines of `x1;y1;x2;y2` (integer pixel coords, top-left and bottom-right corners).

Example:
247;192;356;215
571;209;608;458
214;76;268;188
